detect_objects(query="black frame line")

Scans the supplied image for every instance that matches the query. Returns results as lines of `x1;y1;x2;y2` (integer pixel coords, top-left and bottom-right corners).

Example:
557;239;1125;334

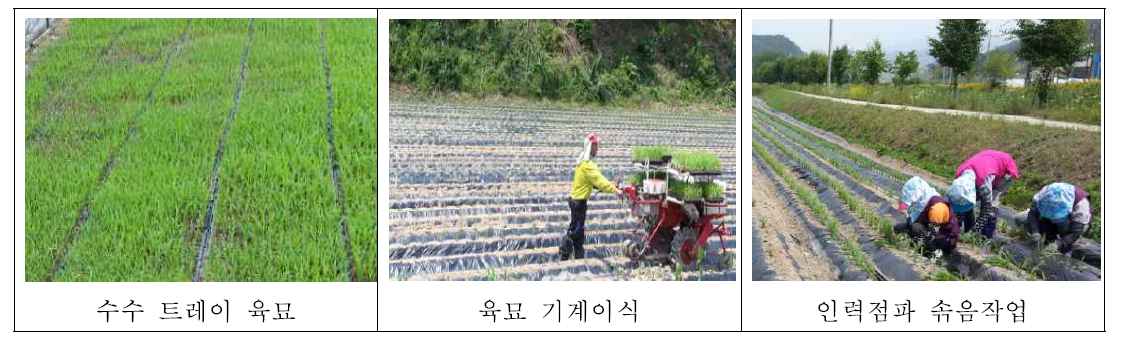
13;5;1107;333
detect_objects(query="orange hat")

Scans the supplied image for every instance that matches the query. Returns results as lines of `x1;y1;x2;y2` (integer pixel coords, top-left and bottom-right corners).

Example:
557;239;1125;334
928;203;951;224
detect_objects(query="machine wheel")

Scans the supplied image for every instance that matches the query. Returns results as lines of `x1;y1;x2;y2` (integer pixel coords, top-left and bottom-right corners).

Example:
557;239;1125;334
670;226;706;271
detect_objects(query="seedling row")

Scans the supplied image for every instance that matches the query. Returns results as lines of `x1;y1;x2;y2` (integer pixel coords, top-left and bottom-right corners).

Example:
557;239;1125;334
751;98;1100;281
25;18;376;282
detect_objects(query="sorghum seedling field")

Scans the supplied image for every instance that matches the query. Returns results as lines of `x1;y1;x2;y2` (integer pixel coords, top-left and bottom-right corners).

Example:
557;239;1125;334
388;104;737;280
25;18;376;282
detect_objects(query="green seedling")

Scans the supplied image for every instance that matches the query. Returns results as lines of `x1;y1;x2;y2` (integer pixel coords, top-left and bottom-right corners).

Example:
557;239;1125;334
753;143;878;279
26;19;378;282
700;182;724;201
632;145;674;162
628;170;668;186
672;151;722;172
668;179;703;200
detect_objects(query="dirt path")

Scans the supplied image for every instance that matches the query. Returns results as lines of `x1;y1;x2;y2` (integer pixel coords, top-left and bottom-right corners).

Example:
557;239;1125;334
788;90;1100;133
752;162;838;280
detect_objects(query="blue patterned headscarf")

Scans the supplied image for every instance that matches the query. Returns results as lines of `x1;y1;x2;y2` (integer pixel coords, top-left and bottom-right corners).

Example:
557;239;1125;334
948;170;977;213
1037;183;1076;223
900;176;940;223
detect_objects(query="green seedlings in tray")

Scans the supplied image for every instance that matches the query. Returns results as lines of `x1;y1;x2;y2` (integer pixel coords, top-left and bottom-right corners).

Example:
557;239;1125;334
628;170;668;186
667;179;703;201
632;145;674;162
672;151;721;172
700;182;724;201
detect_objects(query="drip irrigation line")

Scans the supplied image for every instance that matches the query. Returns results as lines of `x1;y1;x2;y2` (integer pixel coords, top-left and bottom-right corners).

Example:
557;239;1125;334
192;19;254;282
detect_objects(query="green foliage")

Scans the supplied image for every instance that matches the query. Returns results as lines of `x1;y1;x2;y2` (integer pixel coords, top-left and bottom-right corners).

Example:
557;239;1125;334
391;19;735;108
596;58;641;102
570;19;595;51
1010;19;1092;108
26;19;378;281
925;270;969;281
627;170;668;186
928;19;987;93
700;182;724;201
672;151;721;172
983;51;1018;89
985;255;1016;270
755;51;827;85
777;80;1100;126
858;39;887;85
667;179;703;200
831;45;852;84
632;145;673;162
892;51;920;86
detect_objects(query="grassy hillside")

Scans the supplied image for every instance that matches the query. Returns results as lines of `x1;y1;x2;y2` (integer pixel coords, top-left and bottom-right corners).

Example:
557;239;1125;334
390;19;735;108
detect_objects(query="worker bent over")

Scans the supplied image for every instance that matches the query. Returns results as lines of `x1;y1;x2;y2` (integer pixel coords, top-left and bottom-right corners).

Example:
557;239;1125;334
560;133;620;261
1025;182;1093;255
948;150;1019;239
895;176;961;257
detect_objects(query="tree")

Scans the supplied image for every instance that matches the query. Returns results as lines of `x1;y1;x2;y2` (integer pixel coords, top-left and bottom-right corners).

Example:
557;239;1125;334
831;45;852;84
802;51;829;84
859;39;887;85
928;19;987;95
1010;19;1091;107
892;51;919;86
848;50;865;84
983;51;1017;89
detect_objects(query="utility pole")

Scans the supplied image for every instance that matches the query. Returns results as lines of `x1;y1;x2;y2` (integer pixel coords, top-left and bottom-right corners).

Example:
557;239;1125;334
826;19;833;86
982;28;992;81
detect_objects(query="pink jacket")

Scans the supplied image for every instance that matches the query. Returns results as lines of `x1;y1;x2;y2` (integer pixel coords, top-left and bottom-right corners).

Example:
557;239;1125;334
954;150;1020;189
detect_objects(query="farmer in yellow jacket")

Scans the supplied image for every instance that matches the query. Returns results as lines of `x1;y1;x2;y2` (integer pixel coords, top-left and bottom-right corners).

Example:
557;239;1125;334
560;133;620;260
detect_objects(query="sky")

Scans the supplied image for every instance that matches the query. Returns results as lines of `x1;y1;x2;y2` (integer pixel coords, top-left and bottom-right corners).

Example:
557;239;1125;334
752;19;1019;57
